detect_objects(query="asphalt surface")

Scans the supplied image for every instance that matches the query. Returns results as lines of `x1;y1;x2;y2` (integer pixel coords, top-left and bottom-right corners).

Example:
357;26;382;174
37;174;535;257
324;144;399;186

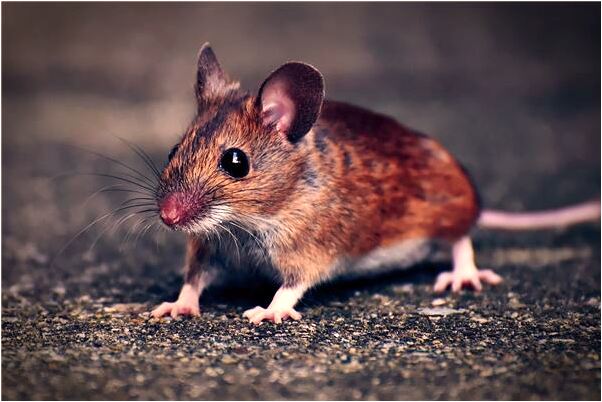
2;234;601;400
2;3;600;400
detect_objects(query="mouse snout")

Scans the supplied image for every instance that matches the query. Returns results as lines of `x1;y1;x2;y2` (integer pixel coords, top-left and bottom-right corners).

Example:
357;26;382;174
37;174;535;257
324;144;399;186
159;193;190;227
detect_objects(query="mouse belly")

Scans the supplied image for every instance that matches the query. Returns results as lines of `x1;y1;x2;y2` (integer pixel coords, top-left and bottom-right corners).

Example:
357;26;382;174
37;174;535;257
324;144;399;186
209;226;438;281
331;238;438;280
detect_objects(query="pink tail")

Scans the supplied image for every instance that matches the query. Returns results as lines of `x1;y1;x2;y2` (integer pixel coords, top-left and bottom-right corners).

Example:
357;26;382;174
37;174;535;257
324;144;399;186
478;200;601;231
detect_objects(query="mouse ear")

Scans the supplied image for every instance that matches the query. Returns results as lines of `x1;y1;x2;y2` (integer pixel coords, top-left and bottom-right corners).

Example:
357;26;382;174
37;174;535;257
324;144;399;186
196;43;238;102
257;62;324;142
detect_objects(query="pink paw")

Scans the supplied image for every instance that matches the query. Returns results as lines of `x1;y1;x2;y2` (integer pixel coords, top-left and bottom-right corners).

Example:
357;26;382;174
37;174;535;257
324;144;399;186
243;306;302;325
433;267;503;293
151;300;200;319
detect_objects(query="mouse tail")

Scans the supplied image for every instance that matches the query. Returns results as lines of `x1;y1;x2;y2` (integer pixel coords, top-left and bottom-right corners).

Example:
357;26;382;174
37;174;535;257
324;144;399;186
477;200;600;231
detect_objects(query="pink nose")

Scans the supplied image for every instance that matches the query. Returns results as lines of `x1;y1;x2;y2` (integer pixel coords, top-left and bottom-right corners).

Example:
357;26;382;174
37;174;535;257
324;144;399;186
159;193;187;226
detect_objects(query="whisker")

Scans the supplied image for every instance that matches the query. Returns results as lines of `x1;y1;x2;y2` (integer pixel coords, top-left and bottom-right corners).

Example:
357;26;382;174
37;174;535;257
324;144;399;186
216;221;242;266
91;212;147;252
134;217;160;246
228;220;269;260
54;172;156;193
66;143;157;188
122;216;149;249
98;187;156;198
125;212;156;242
116;136;162;179
51;210;115;267
121;196;157;204
88;206;158;251
82;184;123;209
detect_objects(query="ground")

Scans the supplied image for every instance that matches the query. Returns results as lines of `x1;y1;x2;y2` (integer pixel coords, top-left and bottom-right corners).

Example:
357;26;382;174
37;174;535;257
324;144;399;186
2;233;601;399
2;3;600;400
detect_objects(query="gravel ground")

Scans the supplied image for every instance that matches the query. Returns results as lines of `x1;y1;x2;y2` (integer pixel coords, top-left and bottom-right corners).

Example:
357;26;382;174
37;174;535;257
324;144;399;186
2;3;600;400
2;241;601;400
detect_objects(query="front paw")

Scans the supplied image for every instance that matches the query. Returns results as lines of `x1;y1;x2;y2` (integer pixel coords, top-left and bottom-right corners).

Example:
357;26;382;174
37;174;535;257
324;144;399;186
151;300;200;319
243;306;302;325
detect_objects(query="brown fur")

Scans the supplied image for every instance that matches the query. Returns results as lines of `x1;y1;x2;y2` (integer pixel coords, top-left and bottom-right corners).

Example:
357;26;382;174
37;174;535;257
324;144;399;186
157;57;479;290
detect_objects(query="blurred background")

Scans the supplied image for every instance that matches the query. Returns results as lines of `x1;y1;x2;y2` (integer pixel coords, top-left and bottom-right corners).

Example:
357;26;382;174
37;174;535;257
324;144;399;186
2;2;600;300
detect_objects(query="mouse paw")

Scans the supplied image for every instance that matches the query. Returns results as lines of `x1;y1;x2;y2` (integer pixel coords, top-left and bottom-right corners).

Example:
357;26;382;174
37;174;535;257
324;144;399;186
243;306;302;325
150;300;200;319
433;265;503;293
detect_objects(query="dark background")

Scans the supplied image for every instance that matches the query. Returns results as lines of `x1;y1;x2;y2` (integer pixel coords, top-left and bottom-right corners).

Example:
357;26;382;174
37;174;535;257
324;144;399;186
2;3;600;400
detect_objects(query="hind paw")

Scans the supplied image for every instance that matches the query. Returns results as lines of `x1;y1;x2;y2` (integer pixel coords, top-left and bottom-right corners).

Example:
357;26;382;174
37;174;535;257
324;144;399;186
434;266;503;293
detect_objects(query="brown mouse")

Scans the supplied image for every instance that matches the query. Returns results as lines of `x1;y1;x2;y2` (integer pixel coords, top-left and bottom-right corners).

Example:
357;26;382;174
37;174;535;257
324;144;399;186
150;43;600;324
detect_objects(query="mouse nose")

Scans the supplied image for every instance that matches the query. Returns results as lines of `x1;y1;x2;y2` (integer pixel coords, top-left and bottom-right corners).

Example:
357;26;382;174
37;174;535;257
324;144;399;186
159;193;188;226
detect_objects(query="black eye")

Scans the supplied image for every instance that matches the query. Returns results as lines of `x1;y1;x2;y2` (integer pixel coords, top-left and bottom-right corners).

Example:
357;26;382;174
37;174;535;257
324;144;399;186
220;148;249;178
168;145;178;161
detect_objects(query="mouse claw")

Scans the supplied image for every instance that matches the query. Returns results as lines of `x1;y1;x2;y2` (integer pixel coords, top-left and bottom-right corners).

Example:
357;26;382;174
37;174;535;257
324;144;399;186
151;300;200;319
243;306;302;325
478;269;503;286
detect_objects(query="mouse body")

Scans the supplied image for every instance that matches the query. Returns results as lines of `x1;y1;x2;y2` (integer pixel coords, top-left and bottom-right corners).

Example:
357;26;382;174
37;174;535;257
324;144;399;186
150;44;600;323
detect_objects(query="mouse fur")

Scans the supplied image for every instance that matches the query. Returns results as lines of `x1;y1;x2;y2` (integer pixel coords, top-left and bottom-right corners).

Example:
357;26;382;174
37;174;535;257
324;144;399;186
150;43;598;324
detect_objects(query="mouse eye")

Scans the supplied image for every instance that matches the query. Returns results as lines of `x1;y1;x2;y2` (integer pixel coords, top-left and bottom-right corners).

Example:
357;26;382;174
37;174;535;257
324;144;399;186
168;145;179;161
220;148;249;178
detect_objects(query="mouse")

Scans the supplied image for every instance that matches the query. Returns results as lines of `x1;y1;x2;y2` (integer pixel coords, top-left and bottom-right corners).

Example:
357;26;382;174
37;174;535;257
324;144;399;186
149;43;600;324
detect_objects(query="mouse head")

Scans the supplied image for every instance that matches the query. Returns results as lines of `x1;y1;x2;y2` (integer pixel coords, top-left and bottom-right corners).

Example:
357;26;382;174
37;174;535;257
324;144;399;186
155;43;324;234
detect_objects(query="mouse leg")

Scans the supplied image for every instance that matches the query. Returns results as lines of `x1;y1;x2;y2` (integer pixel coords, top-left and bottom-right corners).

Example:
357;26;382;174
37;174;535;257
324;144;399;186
151;236;214;318
243;249;334;324
243;283;307;325
433;235;503;293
